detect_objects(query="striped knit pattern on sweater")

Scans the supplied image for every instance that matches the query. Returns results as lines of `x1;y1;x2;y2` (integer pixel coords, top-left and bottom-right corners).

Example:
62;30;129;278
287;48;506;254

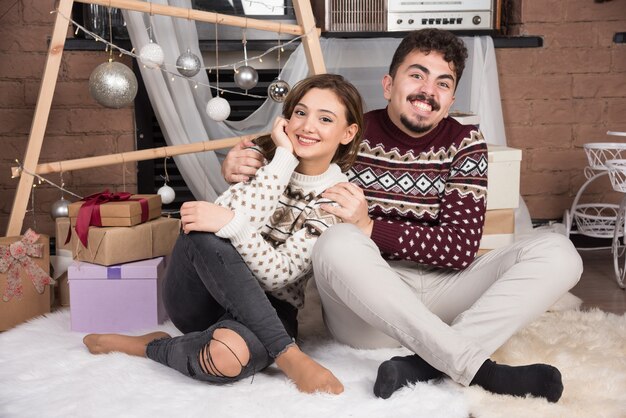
215;146;347;308
346;109;488;269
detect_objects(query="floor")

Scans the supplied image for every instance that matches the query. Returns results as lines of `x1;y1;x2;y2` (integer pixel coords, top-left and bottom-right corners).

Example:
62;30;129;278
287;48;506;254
570;248;626;314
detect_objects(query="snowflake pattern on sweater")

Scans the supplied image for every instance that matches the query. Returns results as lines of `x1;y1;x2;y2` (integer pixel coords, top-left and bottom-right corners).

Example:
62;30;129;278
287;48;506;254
347;109;488;270
215;147;347;308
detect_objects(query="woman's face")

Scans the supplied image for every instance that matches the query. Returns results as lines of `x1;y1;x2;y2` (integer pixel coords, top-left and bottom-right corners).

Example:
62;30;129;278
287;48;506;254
285;88;357;175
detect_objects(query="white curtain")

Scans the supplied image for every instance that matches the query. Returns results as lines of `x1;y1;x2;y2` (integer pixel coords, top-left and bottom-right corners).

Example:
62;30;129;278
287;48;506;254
122;1;531;233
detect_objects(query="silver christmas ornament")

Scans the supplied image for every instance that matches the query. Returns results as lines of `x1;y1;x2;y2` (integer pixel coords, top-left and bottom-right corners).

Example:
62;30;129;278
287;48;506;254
89;61;138;108
234;65;258;90
50;197;70;219
157;183;176;204
206;96;231;122
139;42;165;69
268;79;290;103
176;49;201;77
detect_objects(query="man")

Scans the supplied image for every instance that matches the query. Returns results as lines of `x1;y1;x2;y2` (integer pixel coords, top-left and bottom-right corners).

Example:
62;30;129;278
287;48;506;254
221;29;583;402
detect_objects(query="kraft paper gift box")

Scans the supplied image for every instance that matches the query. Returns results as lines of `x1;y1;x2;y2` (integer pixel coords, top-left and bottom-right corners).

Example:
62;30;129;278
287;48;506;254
68;257;168;332
0;230;53;331
486;144;522;210
477;208;515;256
56;272;70;307
55;217;72;252
68;192;162;228
68;191;162;249
71;216;181;266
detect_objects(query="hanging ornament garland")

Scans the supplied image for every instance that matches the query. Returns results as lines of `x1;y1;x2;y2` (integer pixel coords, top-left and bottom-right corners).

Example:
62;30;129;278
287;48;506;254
176;48;201;77
157;157;176;204
234;30;258;91
57;7;309;106
268;36;290;102
206;20;231;122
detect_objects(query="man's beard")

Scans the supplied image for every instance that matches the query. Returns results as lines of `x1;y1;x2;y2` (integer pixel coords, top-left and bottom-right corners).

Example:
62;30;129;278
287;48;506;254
400;93;441;135
400;114;434;134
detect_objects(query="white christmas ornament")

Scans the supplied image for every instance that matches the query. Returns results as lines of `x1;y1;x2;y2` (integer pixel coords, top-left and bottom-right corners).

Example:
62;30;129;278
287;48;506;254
139;42;165;69
176;49;201;77
157;183;176;204
206;96;231;122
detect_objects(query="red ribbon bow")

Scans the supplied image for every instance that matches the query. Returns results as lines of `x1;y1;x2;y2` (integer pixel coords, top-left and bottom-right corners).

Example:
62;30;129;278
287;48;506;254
72;189;149;247
0;229;53;302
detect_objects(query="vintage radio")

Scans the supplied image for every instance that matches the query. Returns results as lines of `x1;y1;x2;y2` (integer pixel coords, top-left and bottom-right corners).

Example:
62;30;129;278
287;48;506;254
321;0;500;33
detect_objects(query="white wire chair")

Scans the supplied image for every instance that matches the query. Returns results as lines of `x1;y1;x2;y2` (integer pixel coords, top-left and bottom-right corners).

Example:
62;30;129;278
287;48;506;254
607;159;626;289
564;143;626;239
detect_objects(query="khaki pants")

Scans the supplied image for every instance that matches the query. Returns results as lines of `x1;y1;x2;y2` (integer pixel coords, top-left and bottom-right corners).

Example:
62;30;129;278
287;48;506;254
312;224;583;386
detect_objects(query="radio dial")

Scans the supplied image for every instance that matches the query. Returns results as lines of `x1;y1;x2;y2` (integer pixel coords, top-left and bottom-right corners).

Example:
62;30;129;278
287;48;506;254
472;15;482;25
397;19;403;25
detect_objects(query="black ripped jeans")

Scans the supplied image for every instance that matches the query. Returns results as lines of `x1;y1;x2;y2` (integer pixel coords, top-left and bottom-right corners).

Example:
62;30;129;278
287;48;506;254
146;232;298;383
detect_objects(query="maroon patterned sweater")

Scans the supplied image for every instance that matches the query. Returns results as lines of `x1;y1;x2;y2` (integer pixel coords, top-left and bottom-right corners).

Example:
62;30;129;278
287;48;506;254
346;109;488;270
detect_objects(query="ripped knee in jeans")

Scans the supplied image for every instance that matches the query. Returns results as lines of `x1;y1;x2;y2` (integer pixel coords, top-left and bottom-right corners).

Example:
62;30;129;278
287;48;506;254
198;327;251;378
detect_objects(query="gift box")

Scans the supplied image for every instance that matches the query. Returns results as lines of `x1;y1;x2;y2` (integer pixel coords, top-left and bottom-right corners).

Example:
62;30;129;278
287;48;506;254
56;272;70;307
68;191;162;248
68;257;168;332
55;217;72;252
68;192;161;227
71;216;180;266
0;230;53;331
478;208;515;256
487;144;522;210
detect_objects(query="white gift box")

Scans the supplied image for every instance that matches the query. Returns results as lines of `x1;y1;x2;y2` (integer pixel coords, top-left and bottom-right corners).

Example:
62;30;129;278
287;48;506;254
487;144;522;210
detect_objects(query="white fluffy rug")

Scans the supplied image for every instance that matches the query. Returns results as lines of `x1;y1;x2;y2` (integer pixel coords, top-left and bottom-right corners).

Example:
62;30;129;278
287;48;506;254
1;297;625;418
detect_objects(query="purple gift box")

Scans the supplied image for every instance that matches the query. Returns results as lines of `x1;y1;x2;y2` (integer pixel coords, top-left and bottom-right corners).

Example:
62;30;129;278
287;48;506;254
68;257;168;333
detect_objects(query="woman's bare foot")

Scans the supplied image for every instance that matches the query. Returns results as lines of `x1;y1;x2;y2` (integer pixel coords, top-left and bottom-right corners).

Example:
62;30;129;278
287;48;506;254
275;345;344;394
83;331;171;357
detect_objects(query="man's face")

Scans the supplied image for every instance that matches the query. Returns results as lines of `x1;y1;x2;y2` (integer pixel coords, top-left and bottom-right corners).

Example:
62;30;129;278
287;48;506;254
383;50;457;138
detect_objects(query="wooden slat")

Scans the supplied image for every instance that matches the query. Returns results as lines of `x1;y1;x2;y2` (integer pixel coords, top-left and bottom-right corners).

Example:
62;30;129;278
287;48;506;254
74;0;306;35
11;134;263;177
293;0;326;75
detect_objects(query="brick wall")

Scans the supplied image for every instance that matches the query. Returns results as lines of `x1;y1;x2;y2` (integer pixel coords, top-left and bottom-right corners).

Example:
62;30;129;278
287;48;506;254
0;1;136;237
497;0;626;219
1;0;625;238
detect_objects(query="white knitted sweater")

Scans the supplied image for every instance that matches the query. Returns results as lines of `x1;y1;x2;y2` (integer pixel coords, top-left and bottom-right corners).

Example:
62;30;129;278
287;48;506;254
215;147;347;308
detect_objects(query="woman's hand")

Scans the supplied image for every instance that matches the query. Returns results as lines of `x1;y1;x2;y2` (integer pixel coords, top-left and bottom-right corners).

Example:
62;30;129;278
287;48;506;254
180;201;234;234
271;116;293;153
221;139;265;184
321;183;374;236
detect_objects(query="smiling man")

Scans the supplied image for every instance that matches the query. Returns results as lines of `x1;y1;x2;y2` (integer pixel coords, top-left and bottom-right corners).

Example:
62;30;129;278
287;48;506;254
221;29;583;402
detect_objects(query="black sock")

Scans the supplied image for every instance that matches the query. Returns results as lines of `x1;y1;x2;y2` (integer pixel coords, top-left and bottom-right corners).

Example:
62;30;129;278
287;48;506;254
373;354;444;399
470;359;564;403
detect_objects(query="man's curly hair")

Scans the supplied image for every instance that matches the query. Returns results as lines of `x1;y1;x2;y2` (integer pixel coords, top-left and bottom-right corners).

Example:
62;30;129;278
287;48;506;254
388;29;468;87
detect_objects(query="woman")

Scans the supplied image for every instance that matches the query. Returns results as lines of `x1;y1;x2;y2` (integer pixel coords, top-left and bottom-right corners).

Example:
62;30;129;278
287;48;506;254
84;74;364;395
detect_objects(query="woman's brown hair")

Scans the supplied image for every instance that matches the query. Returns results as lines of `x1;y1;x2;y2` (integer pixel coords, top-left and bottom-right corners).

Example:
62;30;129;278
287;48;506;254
254;73;364;172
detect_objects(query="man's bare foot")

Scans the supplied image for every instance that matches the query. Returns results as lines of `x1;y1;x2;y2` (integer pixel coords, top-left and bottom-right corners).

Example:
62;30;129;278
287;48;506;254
83;331;171;357
275;345;344;394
